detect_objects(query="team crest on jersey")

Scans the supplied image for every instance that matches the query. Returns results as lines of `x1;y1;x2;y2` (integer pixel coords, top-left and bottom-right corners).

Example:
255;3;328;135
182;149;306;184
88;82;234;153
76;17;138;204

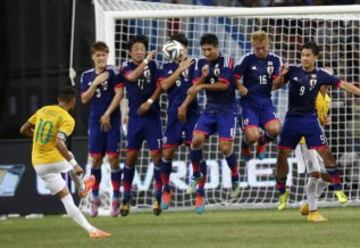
243;118;249;126
213;64;220;76
267;61;274;75
101;80;108;88
143;66;151;83
182;69;189;81
309;74;317;90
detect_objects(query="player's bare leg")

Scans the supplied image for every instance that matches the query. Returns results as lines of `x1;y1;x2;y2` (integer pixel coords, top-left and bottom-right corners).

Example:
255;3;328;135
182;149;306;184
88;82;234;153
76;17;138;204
109;155;121;217
317;146;348;204
276;148;291;210
151;150;162;216
121;150;139;216
90;155;103;217
241;127;259;161
57;187;111;238
220;140;240;198
160;146;176;210
257;120;280;160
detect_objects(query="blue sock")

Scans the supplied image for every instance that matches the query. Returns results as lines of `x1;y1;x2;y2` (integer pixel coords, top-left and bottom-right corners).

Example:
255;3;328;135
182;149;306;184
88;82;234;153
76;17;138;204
91;167;101;198
276;177;287;194
196;187;205;197
225;153;239;183
258;131;276;146
326;167;342;190
153;164;162;201
111;168;122;199
160;158;172;193
123;165;135;202
190;148;203;178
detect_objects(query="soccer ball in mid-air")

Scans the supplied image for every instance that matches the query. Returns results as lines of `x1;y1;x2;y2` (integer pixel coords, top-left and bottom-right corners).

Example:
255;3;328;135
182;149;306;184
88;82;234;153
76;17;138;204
162;40;184;62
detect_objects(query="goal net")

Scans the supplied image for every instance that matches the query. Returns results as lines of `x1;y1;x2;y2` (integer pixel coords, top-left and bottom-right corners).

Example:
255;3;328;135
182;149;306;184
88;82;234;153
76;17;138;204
81;0;360;214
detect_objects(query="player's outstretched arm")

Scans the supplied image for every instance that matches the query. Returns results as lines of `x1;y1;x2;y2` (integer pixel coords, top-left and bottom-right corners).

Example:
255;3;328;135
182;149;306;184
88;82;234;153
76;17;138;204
161;57;193;91
81;71;109;104
126;50;156;82
19;121;35;138
137;85;163;116
338;81;360;96
199;82;228;92
100;87;124;132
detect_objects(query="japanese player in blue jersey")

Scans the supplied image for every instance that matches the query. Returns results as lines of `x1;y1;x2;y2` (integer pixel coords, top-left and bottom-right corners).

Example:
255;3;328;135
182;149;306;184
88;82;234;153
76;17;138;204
180;34;240;214
273;42;360;216
120;35;163;216
158;33;198;210
80;42;123;217
234;31;282;161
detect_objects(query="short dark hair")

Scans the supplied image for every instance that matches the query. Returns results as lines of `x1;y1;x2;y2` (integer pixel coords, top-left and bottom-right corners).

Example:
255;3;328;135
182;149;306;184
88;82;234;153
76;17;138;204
200;33;219;47
301;41;320;56
58;86;76;103
127;34;149;51
90;41;109;55
170;33;189;47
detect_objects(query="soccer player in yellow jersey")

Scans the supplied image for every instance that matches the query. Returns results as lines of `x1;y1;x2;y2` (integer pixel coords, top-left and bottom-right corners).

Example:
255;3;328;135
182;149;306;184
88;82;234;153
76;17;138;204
20;86;111;238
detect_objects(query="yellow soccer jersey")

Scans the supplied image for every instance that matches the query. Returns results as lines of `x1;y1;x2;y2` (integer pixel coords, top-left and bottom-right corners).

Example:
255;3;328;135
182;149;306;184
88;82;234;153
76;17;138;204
28;105;75;166
300;91;331;145
315;91;331;125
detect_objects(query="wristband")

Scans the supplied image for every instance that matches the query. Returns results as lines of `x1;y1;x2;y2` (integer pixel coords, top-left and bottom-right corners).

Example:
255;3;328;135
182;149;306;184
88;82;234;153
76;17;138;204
147;98;154;104
143;58;149;65
69;158;78;167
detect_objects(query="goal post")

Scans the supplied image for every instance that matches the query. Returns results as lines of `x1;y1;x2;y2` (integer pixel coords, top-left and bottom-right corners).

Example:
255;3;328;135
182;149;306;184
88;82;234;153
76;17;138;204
83;0;360;214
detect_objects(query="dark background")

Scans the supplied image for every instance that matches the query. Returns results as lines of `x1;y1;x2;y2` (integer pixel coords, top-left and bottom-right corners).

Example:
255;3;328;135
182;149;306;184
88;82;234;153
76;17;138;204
0;0;95;139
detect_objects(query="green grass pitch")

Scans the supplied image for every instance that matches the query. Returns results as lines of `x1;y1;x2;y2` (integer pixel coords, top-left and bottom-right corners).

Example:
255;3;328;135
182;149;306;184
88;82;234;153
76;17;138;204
1;207;360;248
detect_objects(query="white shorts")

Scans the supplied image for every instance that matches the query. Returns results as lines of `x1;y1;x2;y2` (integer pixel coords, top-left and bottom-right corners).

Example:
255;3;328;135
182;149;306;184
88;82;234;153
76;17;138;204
295;144;326;174
34;160;73;195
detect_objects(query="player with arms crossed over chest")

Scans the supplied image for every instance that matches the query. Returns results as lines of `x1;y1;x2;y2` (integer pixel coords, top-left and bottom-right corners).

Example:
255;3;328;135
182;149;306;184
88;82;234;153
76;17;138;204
120;34;163;216
158;33;198;210
80;41;124;217
20;86;111;238
273;42;360;221
181;33;240;213
233;31;282;161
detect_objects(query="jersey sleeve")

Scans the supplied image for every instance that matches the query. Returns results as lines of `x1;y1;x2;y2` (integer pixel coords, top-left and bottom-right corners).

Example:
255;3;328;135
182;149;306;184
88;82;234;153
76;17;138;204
28;111;38;125
218;67;232;85
320;70;343;89
114;73;125;88
283;65;293;84
233;55;247;81
272;56;283;79
157;63;169;84
58;115;75;139
122;62;133;80
108;65;124;89
80;73;90;93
